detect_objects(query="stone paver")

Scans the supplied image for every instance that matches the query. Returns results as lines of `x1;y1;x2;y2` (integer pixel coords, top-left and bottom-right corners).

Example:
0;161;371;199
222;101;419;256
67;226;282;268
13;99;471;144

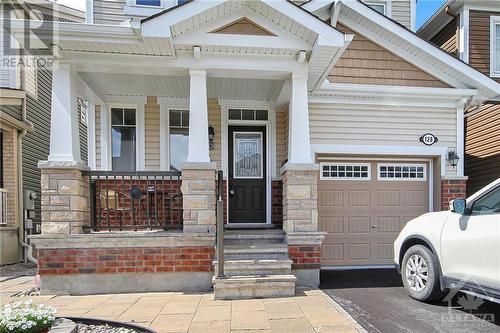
0;277;363;333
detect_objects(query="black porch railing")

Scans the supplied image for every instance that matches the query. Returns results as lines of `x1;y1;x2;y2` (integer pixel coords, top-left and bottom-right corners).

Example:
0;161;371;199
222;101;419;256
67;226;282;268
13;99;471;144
83;171;182;231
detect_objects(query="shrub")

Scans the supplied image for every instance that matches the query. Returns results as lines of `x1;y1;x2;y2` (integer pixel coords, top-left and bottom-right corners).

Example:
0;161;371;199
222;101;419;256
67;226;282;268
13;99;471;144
0;300;56;333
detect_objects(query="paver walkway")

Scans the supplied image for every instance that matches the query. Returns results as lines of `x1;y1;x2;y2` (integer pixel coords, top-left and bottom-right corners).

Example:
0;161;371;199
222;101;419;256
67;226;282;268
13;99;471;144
0;277;364;333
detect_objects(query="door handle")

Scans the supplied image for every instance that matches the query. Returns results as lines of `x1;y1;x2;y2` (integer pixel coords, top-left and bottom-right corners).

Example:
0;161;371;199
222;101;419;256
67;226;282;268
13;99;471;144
372;224;377;228
229;188;235;196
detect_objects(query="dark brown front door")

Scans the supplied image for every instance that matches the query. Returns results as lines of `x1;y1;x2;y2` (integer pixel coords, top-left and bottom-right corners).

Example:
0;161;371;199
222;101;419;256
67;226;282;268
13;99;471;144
228;126;266;223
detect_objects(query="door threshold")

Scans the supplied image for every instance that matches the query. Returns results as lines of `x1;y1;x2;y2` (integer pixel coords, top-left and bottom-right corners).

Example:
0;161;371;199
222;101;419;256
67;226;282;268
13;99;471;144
225;223;279;230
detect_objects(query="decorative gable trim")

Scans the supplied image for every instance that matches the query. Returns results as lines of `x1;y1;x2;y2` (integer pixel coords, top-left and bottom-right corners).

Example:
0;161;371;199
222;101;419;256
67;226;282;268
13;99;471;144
211;17;276;36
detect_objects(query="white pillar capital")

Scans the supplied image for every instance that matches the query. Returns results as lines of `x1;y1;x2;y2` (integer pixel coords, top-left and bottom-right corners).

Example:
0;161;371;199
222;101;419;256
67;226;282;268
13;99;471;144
48;63;81;162
288;73;313;164
189;69;207;77
186;68;210;163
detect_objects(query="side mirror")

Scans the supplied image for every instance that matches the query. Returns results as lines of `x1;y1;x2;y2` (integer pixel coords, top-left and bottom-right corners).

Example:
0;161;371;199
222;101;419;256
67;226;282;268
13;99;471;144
450;198;466;215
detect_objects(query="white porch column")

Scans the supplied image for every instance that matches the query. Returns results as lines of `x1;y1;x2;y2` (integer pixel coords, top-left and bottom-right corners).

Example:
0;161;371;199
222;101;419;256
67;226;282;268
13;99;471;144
186;69;210;163
48;63;81;162
288;73;312;164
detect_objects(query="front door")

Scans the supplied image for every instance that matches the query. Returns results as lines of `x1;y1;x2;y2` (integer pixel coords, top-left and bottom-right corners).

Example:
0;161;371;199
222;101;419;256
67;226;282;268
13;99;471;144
228;126;266;223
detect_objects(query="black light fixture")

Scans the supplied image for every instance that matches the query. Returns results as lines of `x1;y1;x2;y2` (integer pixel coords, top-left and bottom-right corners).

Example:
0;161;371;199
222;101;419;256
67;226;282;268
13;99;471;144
208;125;215;150
447;151;460;169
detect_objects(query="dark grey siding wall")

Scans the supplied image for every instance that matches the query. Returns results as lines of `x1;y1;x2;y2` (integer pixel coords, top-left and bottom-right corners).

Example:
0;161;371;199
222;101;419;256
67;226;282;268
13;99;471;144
23;69;52;224
78;98;88;164
1;105;23;121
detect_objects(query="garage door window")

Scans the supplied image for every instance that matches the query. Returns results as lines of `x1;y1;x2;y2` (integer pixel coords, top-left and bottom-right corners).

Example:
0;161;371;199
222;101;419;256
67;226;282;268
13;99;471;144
320;163;370;180
378;164;426;181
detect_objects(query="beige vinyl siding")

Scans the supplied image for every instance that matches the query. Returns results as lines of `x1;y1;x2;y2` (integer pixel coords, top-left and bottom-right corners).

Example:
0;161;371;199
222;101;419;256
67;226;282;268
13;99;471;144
309;103;457;174
465;103;500;195
330;24;448;88
93;0;137;25
208;99;222;169
95;105;101;170
275;108;288;176
391;0;411;29
145;96;160;171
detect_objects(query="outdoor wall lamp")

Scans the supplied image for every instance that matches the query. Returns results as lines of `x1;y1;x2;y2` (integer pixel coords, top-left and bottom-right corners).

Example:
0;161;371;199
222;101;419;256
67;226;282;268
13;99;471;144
208;125;215;150
447;151;460;169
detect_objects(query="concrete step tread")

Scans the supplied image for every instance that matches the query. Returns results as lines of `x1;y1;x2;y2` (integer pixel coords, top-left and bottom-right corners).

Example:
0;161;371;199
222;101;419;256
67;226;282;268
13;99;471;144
222;244;288;251
213;259;292;265
212;274;297;283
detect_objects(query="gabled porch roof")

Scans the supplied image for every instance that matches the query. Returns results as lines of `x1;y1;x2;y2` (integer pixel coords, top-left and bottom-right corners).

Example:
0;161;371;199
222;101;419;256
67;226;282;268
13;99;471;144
303;0;500;100
8;0;350;92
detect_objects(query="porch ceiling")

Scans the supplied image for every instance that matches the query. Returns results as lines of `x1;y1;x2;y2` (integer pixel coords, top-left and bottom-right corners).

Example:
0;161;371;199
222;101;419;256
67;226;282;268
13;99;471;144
79;72;284;101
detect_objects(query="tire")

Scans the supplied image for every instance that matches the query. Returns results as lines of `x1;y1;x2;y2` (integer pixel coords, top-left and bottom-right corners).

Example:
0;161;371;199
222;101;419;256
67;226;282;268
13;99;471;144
401;245;445;302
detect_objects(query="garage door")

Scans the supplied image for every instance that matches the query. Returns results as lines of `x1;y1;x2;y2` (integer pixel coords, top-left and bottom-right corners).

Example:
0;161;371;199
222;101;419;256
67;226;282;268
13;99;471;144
318;160;429;266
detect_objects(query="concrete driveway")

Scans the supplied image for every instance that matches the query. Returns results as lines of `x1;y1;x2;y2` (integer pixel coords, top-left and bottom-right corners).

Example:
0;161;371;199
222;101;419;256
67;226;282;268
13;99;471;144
320;269;500;333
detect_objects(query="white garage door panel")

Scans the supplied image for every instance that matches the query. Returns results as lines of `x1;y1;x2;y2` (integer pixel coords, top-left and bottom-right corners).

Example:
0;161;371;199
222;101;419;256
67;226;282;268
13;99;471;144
319;160;429;266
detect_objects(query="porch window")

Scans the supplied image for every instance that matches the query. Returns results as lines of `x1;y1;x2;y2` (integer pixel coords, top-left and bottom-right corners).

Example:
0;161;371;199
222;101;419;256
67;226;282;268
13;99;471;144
491;16;500;77
111;108;136;171
169;110;189;171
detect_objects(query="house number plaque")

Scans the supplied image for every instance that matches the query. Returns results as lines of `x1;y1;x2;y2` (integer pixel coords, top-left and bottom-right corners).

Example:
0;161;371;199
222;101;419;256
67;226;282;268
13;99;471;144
419;133;438;146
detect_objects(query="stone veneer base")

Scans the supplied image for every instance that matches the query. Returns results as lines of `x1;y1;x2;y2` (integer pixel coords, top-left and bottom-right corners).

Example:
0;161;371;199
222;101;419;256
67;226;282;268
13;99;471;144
41;272;213;295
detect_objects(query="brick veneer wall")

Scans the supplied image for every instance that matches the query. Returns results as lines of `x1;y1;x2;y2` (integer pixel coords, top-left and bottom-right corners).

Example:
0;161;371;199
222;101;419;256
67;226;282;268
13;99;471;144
272;180;283;226
288;245;321;270
441;179;467;210
37;246;215;275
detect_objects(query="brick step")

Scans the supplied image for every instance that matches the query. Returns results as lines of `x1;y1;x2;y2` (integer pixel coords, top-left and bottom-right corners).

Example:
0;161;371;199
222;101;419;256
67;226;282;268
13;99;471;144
212;274;296;300
213;259;292;276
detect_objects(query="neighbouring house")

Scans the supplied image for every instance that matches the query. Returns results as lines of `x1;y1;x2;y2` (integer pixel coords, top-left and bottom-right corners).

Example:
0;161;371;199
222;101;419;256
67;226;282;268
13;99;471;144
0;0;84;266
418;0;500;196
6;0;500;298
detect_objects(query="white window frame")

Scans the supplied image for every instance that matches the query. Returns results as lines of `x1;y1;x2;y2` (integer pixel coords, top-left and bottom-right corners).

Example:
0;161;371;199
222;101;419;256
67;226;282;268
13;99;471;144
158;97;189;171
124;0;177;16
377;163;427;182
167;108;190;172
364;1;389;16
320;162;372;181
490;16;500;78
107;101;145;171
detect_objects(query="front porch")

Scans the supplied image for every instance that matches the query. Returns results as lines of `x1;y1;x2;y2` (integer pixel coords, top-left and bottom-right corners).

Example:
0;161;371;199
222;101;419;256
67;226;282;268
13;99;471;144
14;0;350;296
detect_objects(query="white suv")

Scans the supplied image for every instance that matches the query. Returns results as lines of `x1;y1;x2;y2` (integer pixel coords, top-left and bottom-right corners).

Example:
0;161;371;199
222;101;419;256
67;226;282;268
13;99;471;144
394;178;500;302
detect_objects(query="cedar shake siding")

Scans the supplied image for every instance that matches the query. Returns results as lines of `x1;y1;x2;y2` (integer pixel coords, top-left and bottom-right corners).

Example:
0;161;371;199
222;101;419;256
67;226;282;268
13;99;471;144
465;103;500;196
430;18;458;57
469;10;500;82
330;24;448;87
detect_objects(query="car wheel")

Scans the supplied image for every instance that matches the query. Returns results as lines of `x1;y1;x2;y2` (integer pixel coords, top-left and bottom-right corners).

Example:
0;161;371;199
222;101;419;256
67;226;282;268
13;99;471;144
401;245;445;302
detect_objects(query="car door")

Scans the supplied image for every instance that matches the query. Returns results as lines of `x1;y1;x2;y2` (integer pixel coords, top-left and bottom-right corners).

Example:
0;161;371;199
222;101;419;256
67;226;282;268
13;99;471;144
440;186;500;289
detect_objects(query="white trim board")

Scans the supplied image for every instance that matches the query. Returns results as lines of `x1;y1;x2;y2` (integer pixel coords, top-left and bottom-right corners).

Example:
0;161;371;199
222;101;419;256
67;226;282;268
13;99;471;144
311;144;449;178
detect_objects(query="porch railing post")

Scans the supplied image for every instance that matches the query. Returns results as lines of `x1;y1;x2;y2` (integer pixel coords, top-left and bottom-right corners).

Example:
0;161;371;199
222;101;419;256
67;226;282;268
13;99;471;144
216;170;225;278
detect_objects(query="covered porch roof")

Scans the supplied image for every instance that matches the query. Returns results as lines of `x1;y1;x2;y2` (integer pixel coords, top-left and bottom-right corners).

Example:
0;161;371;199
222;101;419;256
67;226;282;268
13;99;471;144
8;0;351;93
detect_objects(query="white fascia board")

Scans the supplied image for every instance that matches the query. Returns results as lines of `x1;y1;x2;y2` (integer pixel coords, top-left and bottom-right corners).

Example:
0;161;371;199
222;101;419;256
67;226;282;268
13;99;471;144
141;0;225;38
174;33;310;51
301;0;333;13
264;0;344;47
339;0;500;99
317;82;478;99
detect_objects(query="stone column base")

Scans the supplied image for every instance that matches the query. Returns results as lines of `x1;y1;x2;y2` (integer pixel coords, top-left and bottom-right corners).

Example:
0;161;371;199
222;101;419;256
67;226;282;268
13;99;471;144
280;163;319;233
181;162;217;234
38;161;90;234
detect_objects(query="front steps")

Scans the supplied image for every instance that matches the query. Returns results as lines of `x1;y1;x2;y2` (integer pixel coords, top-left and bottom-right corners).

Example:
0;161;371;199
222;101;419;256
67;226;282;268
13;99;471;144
212;229;296;300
